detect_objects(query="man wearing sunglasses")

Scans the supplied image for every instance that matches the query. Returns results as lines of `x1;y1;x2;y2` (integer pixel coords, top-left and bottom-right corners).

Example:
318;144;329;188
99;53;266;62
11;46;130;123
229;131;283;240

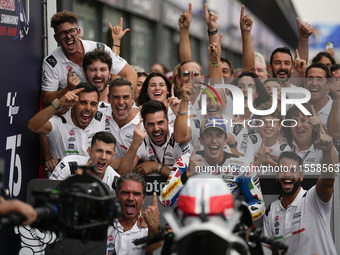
41;10;137;107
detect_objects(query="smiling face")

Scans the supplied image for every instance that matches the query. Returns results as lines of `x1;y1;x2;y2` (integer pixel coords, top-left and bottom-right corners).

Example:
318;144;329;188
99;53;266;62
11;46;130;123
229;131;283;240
257;115;281;140
237;76;259;110
88;140;116;179
118;180;144;221
144;111;169;146
269;52;293;83
199;128;227;165
108;85;134;124
71;91;99;129
304;67;329;103
290;112;313;149
54;22;81;56
254;61;267;80
147;76;169;105
85;60;110;93
277;157;303;196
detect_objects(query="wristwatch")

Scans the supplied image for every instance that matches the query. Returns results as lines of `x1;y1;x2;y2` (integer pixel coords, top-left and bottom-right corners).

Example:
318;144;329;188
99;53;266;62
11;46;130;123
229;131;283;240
52;99;61;110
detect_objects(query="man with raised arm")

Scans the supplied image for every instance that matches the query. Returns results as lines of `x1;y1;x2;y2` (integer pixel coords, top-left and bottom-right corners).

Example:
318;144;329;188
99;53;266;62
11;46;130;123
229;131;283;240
28;83;106;161
41;10;136;106
107;172;161;255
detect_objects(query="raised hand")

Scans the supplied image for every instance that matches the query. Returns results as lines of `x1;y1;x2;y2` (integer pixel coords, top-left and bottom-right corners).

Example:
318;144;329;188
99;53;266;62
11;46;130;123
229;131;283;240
204;4;218;31
58;87;84;109
188;146;203;177
296;17;313;38
132;119;147;147
309;105;324;135
109;17;130;42
208;33;223;62
169;84;181;115
240;5;253;33
293;49;306;75
143;192;160;232
178;3;192;30
67;67;80;90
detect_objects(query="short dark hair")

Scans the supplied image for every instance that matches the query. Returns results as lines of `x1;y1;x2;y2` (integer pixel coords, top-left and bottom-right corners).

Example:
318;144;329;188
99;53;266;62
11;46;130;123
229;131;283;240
137;72;175;106
83;49;112;73
137;72;149;78
220;57;234;75
141;100;168;124
75;82;100;101
269;47;293;66
116;172;146;197
278;151;303;169
312;51;336;66
108;77;133;95
232;71;271;107
51;11;78;32
305;62;331;79
91;131;116;147
330;64;340;73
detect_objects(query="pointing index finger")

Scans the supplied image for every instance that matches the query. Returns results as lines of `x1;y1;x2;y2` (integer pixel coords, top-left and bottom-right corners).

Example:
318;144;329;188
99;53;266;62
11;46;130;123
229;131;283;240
119;17;123;28
240;5;245;19
136;118;143;129
72;87;84;94
204;4;209;18
295;49;300;60
310;104;318;117
188;3;192;15
153;192;158;208
171;84;175;97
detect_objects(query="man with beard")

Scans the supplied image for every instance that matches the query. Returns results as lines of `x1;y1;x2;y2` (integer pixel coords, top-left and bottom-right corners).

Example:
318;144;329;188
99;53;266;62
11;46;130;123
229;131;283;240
28;82;106;161
107;172;161;255
82;49;112;106
41;10;137;107
49;131;119;191
262;148;337;253
117;100;191;176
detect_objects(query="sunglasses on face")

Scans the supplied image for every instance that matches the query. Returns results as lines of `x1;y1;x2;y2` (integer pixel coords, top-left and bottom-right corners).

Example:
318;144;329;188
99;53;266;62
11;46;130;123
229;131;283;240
182;70;200;77
57;28;79;40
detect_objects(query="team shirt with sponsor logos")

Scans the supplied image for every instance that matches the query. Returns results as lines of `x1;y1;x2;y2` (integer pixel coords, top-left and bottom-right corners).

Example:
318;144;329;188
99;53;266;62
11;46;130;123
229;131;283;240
107;215;147;255
243;133;291;164
160;151;265;221
41;39;127;92
46;109;106;160
137;127;191;168
104;111;141;159
49;155;120;191
263;186;337;255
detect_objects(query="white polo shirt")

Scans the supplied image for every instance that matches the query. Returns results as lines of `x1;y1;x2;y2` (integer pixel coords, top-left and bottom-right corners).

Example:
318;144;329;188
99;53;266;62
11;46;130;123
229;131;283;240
137;127;191;168
317;95;332;132
46;109;106;160
107;218;148;255
49;155;120;191
41;39;127;92
263;186;337;255
105;112;141;159
243;133;291;163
